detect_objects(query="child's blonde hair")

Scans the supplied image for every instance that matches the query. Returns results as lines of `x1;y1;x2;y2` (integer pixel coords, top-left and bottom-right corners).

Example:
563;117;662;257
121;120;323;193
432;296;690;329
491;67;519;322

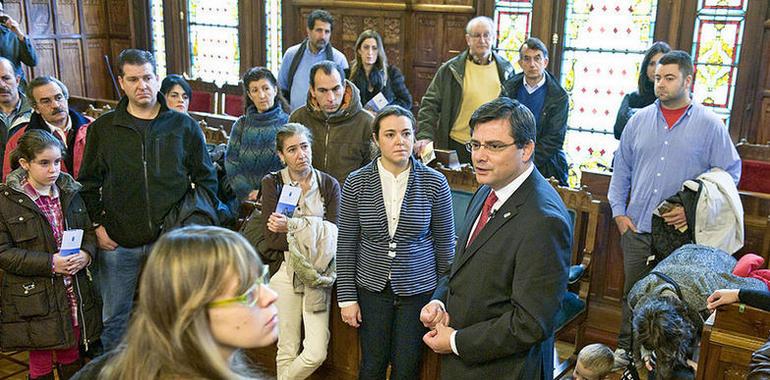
577;343;614;377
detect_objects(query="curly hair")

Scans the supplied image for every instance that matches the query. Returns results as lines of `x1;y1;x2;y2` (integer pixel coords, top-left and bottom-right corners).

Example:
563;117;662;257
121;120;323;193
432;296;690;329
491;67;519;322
632;295;695;380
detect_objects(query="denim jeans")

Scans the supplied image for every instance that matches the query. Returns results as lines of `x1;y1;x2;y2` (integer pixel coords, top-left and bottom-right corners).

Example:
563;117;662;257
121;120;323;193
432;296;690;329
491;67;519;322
357;285;431;380
94;244;152;352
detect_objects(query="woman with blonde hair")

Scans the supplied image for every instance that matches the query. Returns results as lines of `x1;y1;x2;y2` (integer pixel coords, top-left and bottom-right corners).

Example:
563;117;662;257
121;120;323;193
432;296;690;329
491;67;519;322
72;226;278;379
347;30;412;110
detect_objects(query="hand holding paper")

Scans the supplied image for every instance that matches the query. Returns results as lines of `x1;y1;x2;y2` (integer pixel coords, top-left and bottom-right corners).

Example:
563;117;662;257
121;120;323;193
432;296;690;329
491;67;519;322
60;229;83;256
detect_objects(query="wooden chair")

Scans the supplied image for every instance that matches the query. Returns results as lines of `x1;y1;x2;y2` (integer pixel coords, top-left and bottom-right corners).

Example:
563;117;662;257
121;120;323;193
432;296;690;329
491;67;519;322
220;83;244;117
735;140;770;264
187;78;219;114
696;302;770;379
549;180;601;379
82;103;113;119
198;119;229;146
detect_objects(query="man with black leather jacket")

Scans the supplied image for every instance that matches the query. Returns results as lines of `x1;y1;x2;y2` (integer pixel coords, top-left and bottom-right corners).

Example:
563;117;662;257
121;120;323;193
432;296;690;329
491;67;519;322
78;49;217;352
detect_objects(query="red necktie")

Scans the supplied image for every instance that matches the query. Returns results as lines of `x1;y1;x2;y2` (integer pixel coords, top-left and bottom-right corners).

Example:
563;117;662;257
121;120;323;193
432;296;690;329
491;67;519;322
467;191;497;246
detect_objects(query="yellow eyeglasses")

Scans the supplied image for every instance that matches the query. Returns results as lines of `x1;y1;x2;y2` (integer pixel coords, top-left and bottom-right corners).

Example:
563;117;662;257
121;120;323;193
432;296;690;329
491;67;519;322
207;265;269;309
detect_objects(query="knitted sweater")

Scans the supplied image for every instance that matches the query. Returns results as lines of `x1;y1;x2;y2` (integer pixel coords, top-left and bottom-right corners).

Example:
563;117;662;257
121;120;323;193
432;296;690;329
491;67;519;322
225;104;288;200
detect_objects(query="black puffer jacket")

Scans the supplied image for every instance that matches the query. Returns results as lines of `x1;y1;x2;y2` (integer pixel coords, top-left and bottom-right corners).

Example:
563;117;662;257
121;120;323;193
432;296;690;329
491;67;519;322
0;169;101;351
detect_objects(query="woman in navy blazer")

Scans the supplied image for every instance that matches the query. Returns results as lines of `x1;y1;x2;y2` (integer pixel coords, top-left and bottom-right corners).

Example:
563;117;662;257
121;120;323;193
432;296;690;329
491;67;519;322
336;106;456;380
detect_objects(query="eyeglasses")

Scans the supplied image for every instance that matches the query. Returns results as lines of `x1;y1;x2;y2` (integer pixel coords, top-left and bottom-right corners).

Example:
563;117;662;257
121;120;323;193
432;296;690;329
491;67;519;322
465;141;517;153
468;32;494;40
521;55;544;63
207;265;270;309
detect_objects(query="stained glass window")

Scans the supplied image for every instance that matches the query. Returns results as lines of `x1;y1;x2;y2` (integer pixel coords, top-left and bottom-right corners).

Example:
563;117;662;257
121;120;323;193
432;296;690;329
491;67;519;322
690;0;749;126
265;0;282;74
188;0;240;85
494;0;532;73
150;0;167;79
559;0;658;185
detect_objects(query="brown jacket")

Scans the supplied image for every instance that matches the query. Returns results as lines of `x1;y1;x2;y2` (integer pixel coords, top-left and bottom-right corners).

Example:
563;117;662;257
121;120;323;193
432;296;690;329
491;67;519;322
288;79;374;185
260;170;340;276
0;169;101;351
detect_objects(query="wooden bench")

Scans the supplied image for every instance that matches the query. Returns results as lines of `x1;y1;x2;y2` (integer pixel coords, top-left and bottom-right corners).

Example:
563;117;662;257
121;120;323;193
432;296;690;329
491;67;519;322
696;303;770;379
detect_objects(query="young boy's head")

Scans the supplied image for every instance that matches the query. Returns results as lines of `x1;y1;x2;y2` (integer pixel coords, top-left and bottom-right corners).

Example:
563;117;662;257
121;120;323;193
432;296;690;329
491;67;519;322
573;343;614;380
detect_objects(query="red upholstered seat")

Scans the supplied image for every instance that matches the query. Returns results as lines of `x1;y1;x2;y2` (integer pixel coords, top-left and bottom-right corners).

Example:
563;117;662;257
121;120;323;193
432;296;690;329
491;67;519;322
224;94;244;117
189;91;214;113
739;159;770;193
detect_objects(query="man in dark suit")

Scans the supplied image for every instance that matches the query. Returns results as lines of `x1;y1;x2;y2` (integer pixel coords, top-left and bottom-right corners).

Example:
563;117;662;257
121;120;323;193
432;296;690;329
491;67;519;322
421;97;572;379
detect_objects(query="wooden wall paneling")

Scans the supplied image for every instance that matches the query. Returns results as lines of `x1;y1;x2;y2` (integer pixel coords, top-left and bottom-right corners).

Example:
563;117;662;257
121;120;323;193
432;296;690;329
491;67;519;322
54;0;79;35
27;0;53;36
382;16;403;70
107;0;131;36
413;13;442;66
82;0;108;36
130;0;147;49
57;39;85;96
411;66;437;111
30;38;57;78
442;14;469;63
750;15;770;144
85;38;112;98
340;12;363;62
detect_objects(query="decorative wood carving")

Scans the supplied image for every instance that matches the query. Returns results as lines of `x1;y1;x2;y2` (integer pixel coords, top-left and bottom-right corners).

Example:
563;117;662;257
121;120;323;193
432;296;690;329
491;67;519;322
443;15;468;62
58;39;85;96
414;13;440;66
28;0;53;36
82;0;107;36
108;0;130;36
55;0;79;35
30;38;57;78
85;39;111;99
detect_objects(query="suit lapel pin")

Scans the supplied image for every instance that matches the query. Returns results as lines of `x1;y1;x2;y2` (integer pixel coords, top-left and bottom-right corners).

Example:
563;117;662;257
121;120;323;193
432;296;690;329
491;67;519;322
503;212;511;218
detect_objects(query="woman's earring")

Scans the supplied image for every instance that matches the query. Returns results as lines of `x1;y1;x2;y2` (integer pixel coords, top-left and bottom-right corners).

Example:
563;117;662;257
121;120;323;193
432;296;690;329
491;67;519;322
281;160;286;165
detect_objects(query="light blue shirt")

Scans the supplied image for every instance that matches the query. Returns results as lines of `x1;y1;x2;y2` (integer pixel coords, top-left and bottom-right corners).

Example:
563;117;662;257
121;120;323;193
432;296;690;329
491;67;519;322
277;43;349;112
608;100;741;233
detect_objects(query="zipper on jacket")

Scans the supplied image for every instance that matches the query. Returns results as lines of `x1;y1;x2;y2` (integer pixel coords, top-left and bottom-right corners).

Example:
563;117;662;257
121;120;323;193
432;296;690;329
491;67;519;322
323;120;330;170
138;128;154;233
73;276;89;352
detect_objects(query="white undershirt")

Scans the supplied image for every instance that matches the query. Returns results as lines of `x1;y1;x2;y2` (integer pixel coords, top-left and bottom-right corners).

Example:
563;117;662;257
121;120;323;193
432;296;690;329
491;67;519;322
523;75;546;94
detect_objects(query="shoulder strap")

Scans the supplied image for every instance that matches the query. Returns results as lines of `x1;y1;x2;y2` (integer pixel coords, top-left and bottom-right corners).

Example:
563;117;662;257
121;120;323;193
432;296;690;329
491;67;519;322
325;43;334;61
286;39;308;97
649;271;684;301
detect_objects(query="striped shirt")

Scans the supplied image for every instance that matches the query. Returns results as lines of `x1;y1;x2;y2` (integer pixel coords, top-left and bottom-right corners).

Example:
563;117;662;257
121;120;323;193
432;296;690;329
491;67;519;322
336;157;456;302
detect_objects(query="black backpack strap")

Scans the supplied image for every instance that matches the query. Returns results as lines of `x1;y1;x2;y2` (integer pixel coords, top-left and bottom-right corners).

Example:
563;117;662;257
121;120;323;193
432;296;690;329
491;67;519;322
649;271;684;300
286;39;308;99
325;43;334;61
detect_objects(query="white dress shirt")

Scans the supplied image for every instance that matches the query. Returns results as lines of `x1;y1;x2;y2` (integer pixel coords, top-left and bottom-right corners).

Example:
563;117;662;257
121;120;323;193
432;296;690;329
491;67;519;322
523;74;546;94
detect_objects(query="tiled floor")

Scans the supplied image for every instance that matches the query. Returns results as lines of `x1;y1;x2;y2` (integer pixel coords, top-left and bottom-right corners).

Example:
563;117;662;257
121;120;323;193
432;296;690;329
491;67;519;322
0;351;28;380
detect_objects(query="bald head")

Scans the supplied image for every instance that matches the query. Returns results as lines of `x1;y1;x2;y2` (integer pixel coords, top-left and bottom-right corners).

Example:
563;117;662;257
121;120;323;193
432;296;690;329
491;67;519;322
0;56;20;109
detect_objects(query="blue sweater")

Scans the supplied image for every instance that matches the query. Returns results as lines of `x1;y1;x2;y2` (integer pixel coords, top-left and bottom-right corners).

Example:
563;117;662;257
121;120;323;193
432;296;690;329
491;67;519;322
225;104;288;200
517;84;547;125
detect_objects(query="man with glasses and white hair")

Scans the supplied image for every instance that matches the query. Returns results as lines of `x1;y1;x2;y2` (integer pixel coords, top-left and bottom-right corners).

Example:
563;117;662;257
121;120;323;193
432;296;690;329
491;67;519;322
416;16;514;163
502;37;569;186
